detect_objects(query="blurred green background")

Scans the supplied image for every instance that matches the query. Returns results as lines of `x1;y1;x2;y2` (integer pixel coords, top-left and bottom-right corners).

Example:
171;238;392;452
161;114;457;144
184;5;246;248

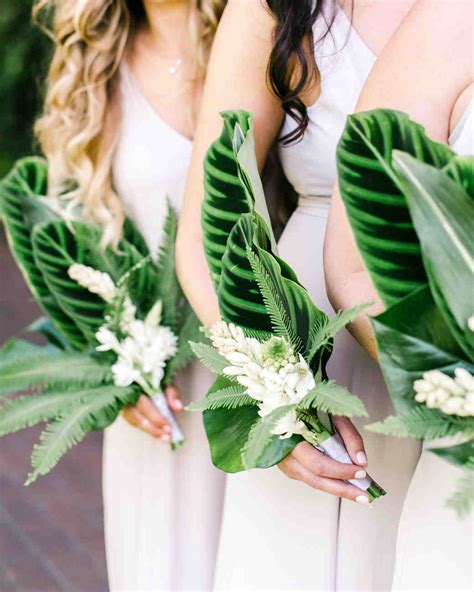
0;1;52;176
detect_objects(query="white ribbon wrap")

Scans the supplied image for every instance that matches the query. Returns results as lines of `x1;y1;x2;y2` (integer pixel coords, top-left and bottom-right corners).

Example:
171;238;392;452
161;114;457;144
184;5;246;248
316;432;371;491
151;392;184;445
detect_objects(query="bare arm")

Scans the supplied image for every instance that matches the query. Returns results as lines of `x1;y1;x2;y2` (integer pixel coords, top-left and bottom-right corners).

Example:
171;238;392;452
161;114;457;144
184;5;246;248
324;0;473;360
176;0;283;326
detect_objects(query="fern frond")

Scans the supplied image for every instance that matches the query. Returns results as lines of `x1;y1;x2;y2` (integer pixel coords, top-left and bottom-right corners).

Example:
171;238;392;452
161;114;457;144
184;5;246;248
307;303;371;362
189;342;229;375
0;383;122;437
187;385;255;411
366;416;411;437
297;380;368;418
0;340;110;397
26;384;135;484
445;472;474;518
241;404;296;469
164;309;202;384
155;202;181;329
247;249;300;348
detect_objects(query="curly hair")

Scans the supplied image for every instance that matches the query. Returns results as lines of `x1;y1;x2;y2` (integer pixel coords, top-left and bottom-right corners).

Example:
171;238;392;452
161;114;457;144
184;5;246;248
34;0;226;246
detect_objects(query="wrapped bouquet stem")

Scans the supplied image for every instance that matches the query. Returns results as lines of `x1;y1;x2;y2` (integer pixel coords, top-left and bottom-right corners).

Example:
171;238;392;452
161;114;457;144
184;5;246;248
188;111;385;502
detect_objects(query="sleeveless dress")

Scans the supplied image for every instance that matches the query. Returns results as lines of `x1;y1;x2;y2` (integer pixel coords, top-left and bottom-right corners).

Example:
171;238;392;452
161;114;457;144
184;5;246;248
392;103;474;592
102;64;226;591
213;9;473;591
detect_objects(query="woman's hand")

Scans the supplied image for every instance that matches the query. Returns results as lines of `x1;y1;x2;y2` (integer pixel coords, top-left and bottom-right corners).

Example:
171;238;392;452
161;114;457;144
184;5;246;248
122;385;184;443
278;416;370;504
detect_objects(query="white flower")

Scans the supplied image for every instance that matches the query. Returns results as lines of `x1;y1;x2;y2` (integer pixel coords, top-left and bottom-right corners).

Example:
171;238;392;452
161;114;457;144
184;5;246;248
95;326;120;352
271;410;307;439
413;367;474;417
208;321;317;438
112;357;141;387
68;264;117;303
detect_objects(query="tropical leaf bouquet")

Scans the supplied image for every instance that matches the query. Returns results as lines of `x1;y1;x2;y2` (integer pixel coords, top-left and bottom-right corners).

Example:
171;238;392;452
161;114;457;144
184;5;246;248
188;111;385;502
337;108;474;515
0;158;200;484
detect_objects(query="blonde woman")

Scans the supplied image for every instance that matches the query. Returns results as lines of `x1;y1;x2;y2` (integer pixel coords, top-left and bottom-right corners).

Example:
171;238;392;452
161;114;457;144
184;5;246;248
34;1;226;589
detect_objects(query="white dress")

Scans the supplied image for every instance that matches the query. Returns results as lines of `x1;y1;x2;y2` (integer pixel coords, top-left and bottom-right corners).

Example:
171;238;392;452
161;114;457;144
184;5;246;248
213;9;472;591
102;64;226;592
392;102;474;592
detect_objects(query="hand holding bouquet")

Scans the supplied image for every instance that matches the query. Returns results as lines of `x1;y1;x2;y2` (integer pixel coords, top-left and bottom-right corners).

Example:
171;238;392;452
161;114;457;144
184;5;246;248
0;158;201;483
189;111;385;502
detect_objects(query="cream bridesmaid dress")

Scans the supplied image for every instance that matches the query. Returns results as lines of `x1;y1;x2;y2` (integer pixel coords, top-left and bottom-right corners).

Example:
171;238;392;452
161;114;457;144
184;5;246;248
214;9;419;590
102;64;226;591
392;102;474;592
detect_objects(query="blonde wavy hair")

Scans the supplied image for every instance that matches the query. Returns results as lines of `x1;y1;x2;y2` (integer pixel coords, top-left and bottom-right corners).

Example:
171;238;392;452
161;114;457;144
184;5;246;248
34;0;226;246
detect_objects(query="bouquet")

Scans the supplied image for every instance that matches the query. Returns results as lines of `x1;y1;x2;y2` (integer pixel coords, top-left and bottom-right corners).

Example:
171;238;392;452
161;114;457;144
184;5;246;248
0;157;201;483
337;109;474;516
188;111;385;502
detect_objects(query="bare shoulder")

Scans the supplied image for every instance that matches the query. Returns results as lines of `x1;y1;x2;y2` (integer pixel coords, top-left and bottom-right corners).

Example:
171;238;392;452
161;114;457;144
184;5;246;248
357;0;473;142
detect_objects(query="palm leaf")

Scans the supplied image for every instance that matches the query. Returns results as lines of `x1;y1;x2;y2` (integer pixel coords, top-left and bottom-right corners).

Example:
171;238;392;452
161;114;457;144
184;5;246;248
394;152;474;359
0;157;85;349
298;380;368;417
337;109;454;306
0;339;110;396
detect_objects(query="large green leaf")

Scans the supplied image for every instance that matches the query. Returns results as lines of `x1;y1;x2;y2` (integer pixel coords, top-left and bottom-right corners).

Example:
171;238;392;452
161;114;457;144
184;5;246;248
202;376;300;472
0;157;85;349
337;109;454;306
394;152;474;359
0;339;110;396
202;111;254;287
371;284;467;414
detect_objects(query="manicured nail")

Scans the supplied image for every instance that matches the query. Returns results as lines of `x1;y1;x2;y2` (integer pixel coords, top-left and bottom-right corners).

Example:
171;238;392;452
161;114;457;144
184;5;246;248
163;425;172;434
354;469;367;479
175;401;184;410
356;495;370;505
356;451;367;465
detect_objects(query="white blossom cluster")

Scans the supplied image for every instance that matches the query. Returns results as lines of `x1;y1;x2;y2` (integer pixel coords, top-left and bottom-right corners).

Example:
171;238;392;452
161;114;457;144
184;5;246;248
68;264;178;391
210;321;315;438
68;263;118;303
414;368;474;417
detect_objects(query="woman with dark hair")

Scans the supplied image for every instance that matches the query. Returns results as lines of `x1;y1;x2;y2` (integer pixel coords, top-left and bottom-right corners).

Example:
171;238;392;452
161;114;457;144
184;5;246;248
177;0;472;589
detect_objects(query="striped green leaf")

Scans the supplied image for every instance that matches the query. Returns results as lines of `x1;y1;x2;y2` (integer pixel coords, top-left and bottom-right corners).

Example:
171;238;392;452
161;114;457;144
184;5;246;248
337;109;454;306
0;157;85;349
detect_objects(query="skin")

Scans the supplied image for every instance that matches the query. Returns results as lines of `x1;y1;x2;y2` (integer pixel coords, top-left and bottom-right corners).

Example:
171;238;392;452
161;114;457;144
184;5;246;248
324;0;473;360
177;0;374;503
122;0;206;440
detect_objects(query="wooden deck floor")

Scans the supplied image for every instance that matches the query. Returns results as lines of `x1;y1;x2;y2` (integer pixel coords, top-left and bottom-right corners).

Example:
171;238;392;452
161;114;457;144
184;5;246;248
0;227;108;591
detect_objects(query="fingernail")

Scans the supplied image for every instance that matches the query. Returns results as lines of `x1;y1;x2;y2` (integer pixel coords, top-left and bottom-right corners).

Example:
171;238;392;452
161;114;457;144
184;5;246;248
175;401;184;410
354;469;367;479
356;451;367;465
356;495;370;505
163;425;172;434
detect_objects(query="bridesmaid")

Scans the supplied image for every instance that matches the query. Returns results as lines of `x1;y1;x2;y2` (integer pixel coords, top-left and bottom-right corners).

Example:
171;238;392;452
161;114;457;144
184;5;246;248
324;1;473;590
177;0;467;589
34;0;226;589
